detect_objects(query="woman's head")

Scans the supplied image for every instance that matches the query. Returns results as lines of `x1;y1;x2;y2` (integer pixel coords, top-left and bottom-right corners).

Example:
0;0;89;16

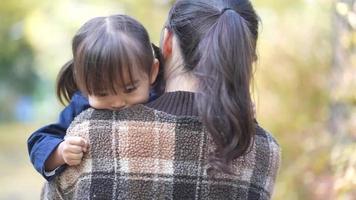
164;0;258;70
57;15;164;109
163;0;259;174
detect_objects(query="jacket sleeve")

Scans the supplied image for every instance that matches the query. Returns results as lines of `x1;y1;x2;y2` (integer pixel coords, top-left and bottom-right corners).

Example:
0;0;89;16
27;92;90;181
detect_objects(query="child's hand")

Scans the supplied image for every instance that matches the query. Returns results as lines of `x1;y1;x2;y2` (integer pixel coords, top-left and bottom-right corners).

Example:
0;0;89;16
59;136;88;166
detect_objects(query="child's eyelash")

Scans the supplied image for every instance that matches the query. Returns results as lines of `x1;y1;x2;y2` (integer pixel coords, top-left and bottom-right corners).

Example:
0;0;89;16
124;85;137;93
95;82;139;96
97;93;108;97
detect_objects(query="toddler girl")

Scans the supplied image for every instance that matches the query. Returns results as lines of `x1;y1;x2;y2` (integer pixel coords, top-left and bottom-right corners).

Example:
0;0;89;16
27;14;164;180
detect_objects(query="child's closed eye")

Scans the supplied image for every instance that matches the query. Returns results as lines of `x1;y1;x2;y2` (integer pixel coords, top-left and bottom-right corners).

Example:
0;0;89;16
97;92;109;97
123;85;137;93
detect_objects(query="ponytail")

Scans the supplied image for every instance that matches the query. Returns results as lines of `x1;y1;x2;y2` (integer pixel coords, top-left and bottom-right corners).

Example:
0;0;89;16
56;60;78;105
195;9;256;175
151;43;165;96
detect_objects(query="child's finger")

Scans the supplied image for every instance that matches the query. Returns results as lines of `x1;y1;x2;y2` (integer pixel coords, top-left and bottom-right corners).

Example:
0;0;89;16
83;140;89;151
82;145;88;153
66;145;83;154
67;136;87;147
65;152;83;160
65;156;83;166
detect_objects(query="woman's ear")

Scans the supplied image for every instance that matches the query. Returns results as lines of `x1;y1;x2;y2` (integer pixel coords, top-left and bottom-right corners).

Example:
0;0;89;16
162;28;173;59
150;58;160;84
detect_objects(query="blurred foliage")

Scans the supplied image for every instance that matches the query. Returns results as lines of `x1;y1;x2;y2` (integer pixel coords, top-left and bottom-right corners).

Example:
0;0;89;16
329;0;356;199
0;0;40;121
332;143;356;198
0;0;355;199
253;0;335;198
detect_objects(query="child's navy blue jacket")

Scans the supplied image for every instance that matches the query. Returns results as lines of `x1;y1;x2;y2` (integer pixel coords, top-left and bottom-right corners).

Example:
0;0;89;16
27;92;90;180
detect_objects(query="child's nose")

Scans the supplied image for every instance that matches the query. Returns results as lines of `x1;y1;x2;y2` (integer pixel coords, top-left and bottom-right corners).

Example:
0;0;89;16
111;99;125;110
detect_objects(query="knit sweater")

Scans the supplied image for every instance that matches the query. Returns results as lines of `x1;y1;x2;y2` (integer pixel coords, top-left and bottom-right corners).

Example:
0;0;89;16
41;91;281;200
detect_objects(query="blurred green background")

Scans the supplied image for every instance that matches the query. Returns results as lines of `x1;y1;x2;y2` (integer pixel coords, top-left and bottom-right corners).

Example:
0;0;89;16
0;0;355;199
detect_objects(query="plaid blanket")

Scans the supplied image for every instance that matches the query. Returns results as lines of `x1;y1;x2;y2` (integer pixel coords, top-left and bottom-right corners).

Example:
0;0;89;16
41;105;280;200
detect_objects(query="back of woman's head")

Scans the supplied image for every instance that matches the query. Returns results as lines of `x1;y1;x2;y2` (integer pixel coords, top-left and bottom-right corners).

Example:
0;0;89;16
57;14;164;103
167;0;259;175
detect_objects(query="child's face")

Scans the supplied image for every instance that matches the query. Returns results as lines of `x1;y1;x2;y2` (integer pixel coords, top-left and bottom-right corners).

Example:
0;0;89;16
88;72;151;110
88;59;159;110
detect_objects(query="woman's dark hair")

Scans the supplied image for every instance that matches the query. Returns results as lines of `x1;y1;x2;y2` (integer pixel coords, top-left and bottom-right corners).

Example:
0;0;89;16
151;43;165;96
167;0;259;175
57;14;164;104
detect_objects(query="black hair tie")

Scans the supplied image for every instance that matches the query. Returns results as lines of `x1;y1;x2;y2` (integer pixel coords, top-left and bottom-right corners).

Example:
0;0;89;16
220;8;235;15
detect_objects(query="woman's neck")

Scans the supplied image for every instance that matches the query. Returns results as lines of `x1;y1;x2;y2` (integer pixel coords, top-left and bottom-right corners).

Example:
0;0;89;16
165;70;197;93
164;36;198;93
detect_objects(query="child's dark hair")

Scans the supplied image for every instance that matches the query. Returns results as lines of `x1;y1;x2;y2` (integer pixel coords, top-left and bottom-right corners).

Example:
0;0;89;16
56;14;164;104
167;0;258;175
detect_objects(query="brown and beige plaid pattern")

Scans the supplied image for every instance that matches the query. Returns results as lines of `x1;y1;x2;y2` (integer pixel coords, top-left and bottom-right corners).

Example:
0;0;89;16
41;105;280;200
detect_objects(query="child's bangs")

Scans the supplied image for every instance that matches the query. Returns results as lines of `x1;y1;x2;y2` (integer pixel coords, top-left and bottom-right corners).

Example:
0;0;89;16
74;32;151;96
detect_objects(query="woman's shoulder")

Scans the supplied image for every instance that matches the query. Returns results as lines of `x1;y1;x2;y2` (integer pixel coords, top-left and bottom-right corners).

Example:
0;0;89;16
67;104;198;131
221;125;280;198
255;125;280;150
67;105;150;126
247;125;281;196
253;124;281;170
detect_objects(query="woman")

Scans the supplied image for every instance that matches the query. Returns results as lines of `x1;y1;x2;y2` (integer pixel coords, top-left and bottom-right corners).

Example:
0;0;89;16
42;0;280;199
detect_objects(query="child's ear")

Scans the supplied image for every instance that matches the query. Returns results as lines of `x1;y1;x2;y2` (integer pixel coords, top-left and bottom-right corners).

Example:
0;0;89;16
162;28;173;59
150;58;160;84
